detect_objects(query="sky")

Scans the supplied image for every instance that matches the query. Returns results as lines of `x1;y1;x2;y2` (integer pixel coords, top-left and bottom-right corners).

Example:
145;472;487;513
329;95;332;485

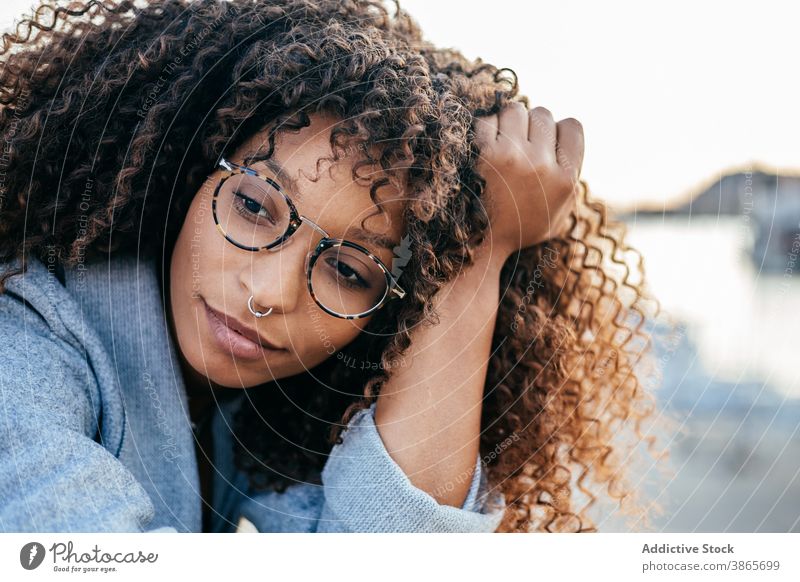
1;0;797;209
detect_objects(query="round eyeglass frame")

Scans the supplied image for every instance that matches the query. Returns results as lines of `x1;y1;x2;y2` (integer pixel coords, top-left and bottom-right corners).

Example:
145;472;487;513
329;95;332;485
210;156;407;320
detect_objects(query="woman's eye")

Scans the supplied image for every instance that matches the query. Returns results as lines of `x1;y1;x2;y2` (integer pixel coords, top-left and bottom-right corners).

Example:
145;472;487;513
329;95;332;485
326;258;369;290
234;192;275;224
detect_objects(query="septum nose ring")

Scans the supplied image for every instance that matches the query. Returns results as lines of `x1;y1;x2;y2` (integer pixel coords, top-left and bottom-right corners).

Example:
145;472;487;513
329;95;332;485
248;295;274;318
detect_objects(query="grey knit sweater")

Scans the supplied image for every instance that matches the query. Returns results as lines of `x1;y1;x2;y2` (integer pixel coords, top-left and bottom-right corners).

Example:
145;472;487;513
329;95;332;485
0;253;506;532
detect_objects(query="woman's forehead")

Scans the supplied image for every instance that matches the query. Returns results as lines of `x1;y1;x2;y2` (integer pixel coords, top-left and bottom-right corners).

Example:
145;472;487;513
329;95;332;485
235;116;406;235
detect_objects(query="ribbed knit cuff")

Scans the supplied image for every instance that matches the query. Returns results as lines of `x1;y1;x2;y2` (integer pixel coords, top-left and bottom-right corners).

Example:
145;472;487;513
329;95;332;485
318;403;505;532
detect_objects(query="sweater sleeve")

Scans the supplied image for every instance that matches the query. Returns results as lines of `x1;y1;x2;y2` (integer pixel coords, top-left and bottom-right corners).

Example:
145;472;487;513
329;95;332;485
236;402;506;533
0;302;160;533
315;403;505;532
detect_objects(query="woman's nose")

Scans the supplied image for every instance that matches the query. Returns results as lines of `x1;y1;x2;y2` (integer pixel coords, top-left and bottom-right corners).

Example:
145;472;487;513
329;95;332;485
241;237;309;315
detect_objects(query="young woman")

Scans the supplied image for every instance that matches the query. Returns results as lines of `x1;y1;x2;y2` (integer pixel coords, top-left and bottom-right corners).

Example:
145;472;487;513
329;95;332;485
0;0;661;533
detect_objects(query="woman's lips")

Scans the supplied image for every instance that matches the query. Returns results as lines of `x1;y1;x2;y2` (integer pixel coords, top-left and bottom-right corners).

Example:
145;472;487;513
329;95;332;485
203;299;284;360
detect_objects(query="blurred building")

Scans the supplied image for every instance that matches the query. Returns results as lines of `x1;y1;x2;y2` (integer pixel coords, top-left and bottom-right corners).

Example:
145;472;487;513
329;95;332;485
618;169;800;273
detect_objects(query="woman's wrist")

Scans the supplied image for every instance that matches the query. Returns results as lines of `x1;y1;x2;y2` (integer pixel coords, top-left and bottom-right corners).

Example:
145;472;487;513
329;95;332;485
432;238;505;328
456;235;510;292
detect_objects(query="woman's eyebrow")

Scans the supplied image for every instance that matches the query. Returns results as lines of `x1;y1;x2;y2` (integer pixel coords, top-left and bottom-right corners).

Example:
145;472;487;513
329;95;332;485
245;153;303;200
244;152;399;251
349;227;400;251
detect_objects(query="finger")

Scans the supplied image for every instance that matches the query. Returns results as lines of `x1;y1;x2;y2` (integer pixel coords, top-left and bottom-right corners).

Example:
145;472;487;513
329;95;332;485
527;106;556;152
473;114;499;150
555;118;584;179
497;100;528;144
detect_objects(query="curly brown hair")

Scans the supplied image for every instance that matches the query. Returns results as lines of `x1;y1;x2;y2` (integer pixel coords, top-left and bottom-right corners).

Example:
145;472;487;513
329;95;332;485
0;0;669;532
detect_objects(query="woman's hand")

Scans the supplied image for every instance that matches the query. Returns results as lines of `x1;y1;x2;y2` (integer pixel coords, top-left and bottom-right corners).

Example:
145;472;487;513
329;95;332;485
473;101;584;258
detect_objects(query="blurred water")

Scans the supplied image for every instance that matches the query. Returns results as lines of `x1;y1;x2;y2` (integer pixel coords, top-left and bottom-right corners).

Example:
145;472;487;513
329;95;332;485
626;216;799;398
590;216;800;532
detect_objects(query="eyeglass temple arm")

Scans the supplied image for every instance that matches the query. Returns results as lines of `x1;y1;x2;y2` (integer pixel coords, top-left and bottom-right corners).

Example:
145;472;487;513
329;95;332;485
390;278;406;299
